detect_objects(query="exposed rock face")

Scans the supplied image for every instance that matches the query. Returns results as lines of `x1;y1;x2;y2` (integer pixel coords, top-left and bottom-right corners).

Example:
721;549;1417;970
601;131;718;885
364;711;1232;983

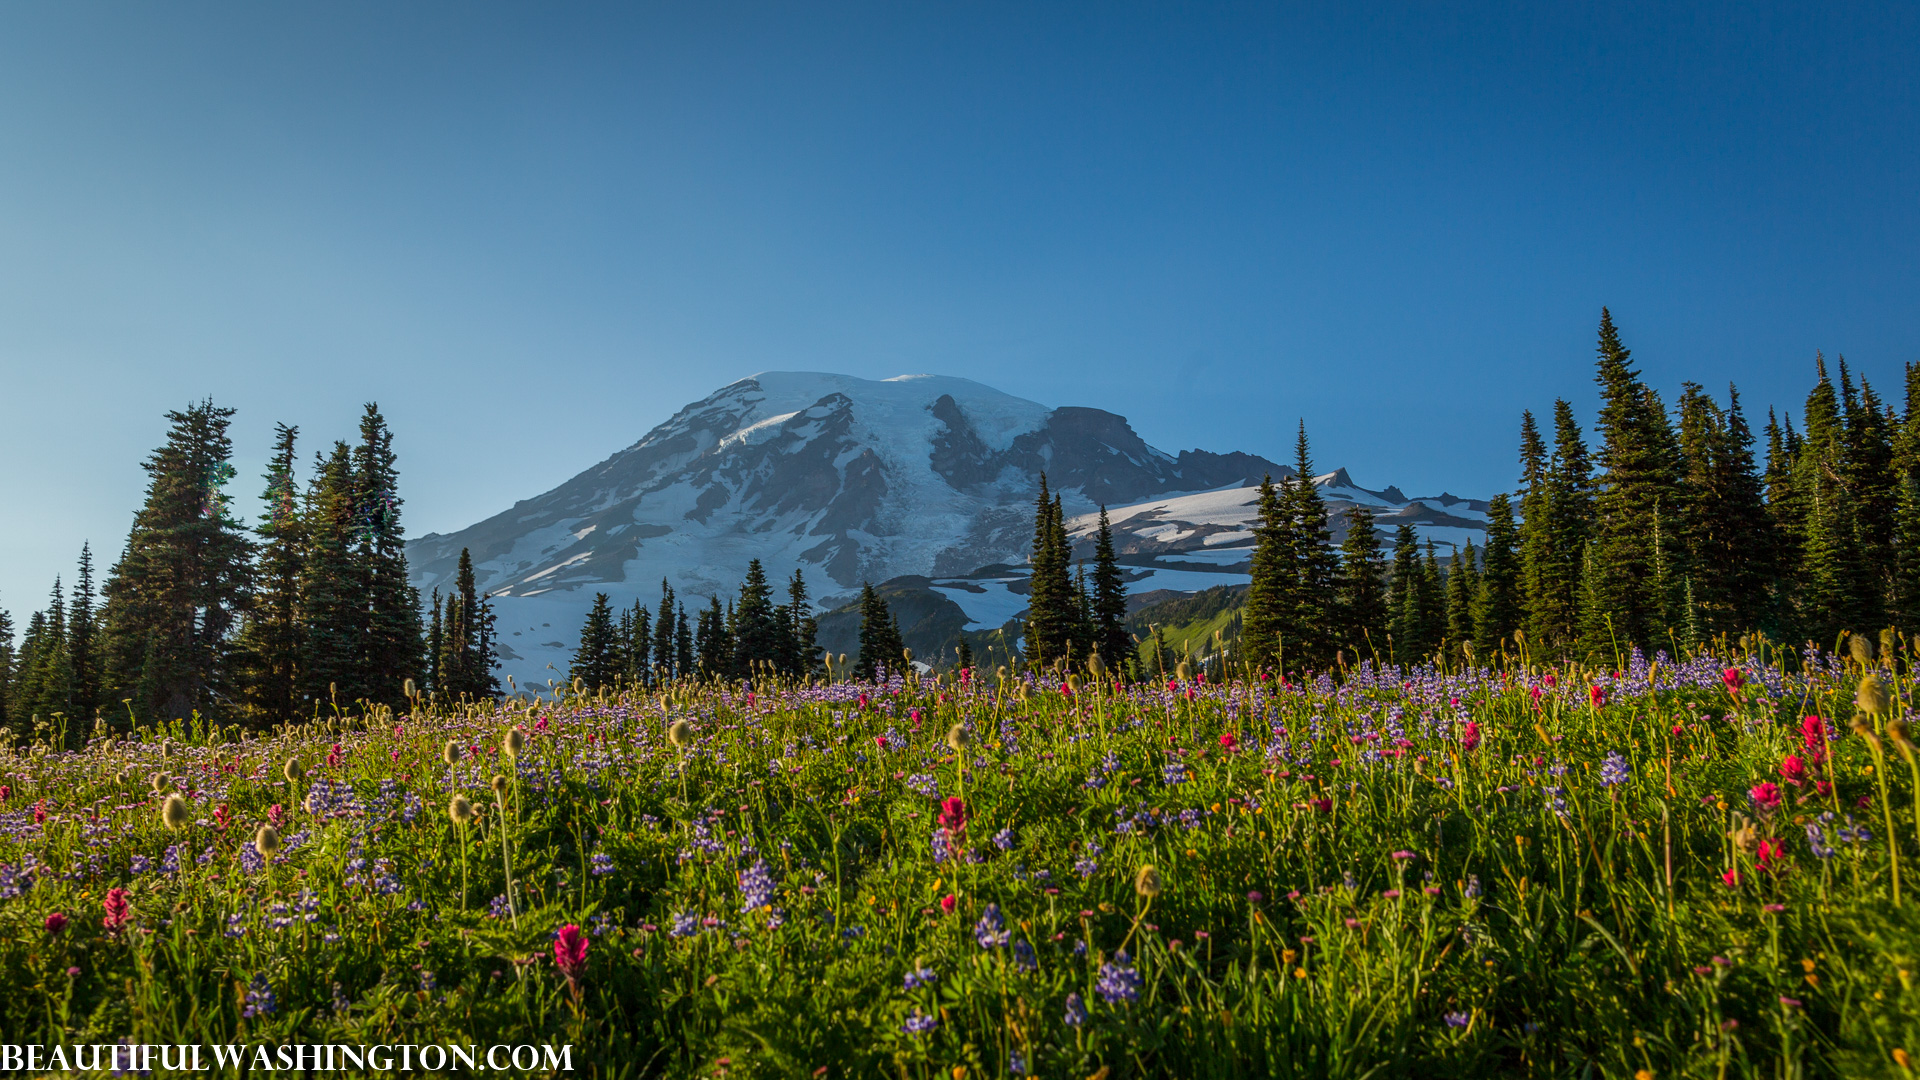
405;371;1482;687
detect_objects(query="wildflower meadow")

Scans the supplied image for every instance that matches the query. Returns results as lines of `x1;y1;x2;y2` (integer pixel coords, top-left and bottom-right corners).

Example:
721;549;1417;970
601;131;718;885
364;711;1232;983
5;643;1920;1078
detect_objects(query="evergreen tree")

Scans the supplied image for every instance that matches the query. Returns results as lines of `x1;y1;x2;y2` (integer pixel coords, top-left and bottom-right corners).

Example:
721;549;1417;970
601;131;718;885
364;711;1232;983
1387;523;1425;664
778;569;820;678
99;400;254;724
955;637;975;673
1444;544;1478;660
1279;424;1340;671
1791;356;1873;644
1582;310;1685;654
68;544;98;723
15;579;71;726
732;559;783;678
620;601;652;685
437;549;499;700
1415;541;1447;662
1471;494;1522;659
695;596;730;679
1240;475;1287;670
426;590;443;695
674;601;694;678
12;610;47;733
652;581;677;681
1335;502;1389;661
0;606;12;737
1090;508;1131;672
569;593;620;691
855;583;900;680
235;424;307;722
1521;400;1592;656
1022;475;1075;667
300;442;366;707
353;404;425;709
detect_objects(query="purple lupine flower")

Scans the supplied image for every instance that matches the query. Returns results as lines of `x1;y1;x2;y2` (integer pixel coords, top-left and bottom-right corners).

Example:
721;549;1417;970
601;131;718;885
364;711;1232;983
975;903;1009;949
1095;950;1141;1005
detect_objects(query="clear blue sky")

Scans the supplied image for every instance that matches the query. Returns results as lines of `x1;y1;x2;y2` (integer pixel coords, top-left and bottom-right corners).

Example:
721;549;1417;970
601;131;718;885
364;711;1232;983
1;2;1914;618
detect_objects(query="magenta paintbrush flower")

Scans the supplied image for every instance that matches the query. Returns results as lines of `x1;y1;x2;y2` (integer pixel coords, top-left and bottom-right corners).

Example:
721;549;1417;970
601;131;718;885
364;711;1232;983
554;924;589;990
102;888;130;933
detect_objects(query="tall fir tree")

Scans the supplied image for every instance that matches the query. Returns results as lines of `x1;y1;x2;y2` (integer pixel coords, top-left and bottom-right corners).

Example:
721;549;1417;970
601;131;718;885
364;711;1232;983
300;442;366;707
1387;523;1426;664
674;601;694;678
779;569;820;677
1278;423;1340;671
353;404;425;709
732;559;783;678
1521;400;1593;657
855;583;902;680
0;605;12;736
15;580;72;727
1022;474;1076;667
1090;508;1131;673
1239;475;1287;670
1581;310;1685;655
1416;541;1447;662
1335;502;1389;661
620;601;652;685
99;400;254;724
1470;494;1522;659
68;544;98;724
652;581;678;681
437;549;499;700
695;596;730;679
1444;544;1478;661
569;593;621;691
236;424;307;722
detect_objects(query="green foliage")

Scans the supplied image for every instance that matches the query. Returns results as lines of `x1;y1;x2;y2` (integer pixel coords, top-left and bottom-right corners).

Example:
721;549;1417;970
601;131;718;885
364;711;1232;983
2;644;1916;1077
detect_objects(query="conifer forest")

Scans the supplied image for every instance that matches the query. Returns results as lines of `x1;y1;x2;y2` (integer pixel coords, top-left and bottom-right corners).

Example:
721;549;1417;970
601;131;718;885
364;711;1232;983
7;313;1920;1077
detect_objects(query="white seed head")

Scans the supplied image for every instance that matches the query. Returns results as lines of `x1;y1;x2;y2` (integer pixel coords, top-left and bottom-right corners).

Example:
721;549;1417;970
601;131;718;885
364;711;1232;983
449;795;474;824
160;794;190;829
254;825;281;857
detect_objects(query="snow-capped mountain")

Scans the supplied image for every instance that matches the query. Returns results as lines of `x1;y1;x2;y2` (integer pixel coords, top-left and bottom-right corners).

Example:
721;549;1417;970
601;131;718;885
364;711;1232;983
406;372;1485;688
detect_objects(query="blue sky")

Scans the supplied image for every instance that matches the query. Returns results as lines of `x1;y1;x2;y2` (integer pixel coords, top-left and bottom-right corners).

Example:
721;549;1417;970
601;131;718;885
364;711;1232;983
0;2;1914;617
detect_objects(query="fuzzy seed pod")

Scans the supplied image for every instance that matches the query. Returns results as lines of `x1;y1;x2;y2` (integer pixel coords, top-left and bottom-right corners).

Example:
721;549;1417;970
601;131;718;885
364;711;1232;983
838;654;849;669
160;793;190;829
491;775;510;800
449;795;474;825
1851;633;1876;666
149;773;167;794
946;723;970;754
1176;662;1192;682
1858;673;1891;716
404;678;418;698
503;728;527;760
1135;865;1164;898
668;720;693;748
283;758;304;784
902;648;913;663
254;825;281;858
1088;654;1106;678
443;741;463;766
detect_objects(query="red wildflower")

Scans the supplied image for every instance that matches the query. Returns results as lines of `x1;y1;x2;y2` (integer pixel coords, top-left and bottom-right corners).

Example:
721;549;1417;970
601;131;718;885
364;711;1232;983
1542;672;1557;688
1219;733;1239;752
44;912;68;935
32;800;47;826
1778;756;1807;788
0;785;9;802
1588;685;1606;708
938;797;968;835
1723;667;1743;694
1311;797;1333;814
1802;715;1827;753
939;894;957;915
102;888;130;933
267;804;287;829
553;924;589;990
1721;867;1740;888
1756;838;1787;874
1749;782;1783;812
1462;721;1481;753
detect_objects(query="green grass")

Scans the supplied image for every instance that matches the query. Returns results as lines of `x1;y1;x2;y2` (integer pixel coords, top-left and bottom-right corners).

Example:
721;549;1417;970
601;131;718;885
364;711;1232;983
2;651;1919;1077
